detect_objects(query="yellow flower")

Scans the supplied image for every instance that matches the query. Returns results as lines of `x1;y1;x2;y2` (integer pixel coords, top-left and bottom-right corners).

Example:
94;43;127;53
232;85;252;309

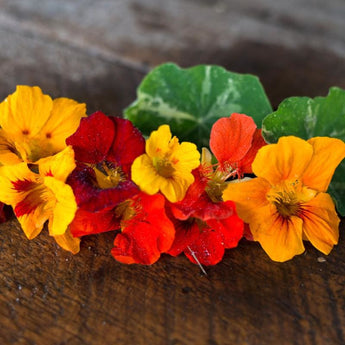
0;146;79;253
0;85;86;164
131;125;200;202
223;136;345;262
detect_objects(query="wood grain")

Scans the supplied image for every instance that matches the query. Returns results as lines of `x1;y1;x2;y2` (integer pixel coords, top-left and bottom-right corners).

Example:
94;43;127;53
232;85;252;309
0;1;345;344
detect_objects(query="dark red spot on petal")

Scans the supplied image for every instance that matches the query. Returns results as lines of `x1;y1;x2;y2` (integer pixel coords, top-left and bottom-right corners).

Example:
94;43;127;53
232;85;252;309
14;200;37;217
12;179;35;192
22;129;30;135
46;132;52;139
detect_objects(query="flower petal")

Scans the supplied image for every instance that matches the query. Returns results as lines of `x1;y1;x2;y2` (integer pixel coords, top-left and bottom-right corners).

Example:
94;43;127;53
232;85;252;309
66;111;115;164
0;85;53;139
184;228;225;266
302;137;345;192
301;192;340;254
210;113;257;165
106;117;145;175
254;213;305;262
69;208;120;237
223;177;271;223
67;165;138;212
167;219;200;256
0;130;22;165
252;136;313;185
54;229;80;254
146;124;172;158
40;97;86;153
206;201;244;248
238;129;267;175
112;193;175;265
44;177;77;236
38;146;76;181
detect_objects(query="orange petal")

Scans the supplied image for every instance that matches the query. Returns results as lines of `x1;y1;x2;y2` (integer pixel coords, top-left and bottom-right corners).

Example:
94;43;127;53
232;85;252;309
252;136;313;185
210;113;257;164
301;192;340;254
54;229;80;254
303;137;345;192
254;214;305;262
222;177;271;223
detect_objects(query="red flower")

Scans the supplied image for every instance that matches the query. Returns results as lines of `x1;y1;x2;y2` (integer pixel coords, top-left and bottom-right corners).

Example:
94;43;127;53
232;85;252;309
210;113;266;177
167;166;244;266
66;112;145;236
112;193;175;265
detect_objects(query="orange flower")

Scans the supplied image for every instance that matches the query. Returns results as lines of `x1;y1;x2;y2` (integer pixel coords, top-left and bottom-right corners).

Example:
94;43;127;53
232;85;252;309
223;136;345;262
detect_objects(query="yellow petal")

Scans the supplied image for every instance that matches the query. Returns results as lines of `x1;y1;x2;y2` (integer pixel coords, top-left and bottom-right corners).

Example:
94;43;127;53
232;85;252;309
44;177;77;236
0;130;23;165
254;213;305;262
17;200;51;239
174;141;200;171
303;137;345;192
0;163;38;205
223;177;271;223
301;192;340;254
54;229;80;254
252;136;313;185
146;124;172;158
38;146;76;181
0;85;53;139
40;98;86;153
131;154;161;195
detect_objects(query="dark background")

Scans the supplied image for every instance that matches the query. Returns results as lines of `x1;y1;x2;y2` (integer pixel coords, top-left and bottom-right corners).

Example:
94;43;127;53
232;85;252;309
0;1;345;344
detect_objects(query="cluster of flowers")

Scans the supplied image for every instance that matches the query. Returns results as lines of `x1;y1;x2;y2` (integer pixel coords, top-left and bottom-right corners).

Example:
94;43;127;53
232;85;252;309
0;86;344;265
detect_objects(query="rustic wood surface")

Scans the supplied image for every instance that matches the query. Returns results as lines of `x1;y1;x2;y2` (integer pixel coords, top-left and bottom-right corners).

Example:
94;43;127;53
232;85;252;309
0;1;345;344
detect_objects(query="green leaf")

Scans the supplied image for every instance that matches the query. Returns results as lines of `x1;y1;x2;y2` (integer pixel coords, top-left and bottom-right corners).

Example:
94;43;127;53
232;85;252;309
262;87;345;143
262;87;345;215
124;63;272;148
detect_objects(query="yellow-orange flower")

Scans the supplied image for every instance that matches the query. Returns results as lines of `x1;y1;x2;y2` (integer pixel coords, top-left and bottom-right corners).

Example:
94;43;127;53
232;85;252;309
131;125;200;202
0;85;86;164
223;136;345;262
0;146;79;253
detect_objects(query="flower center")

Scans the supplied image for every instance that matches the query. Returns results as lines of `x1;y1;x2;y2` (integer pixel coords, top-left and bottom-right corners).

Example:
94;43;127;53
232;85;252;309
153;156;176;178
205;170;228;203
94;161;125;189
267;180;318;219
272;192;300;218
267;180;306;219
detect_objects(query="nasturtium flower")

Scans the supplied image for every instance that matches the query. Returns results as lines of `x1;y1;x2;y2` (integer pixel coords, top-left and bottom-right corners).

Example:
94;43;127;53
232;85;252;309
112;192;175;265
210;113;266;177
223;136;345;262
67;111;145;238
167;158;243;266
0;85;86;164
131;125;200;203
0;146;79;253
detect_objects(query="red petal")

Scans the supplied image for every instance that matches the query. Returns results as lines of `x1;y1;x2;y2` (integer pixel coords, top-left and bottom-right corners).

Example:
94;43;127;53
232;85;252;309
206;201;244;248
111;193;175;265
167;219;200;256
66;111;115;164
69;208;120;237
210;113;257;167
237;129;267;175
169;167;208;220
184;228;225;266
107;117;145;175
67;165;139;212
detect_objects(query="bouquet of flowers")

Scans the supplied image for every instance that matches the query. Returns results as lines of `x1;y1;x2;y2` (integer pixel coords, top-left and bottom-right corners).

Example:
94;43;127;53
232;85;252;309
0;63;344;268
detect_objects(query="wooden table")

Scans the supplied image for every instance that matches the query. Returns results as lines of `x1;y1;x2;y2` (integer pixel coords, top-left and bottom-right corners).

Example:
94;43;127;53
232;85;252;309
0;1;345;344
